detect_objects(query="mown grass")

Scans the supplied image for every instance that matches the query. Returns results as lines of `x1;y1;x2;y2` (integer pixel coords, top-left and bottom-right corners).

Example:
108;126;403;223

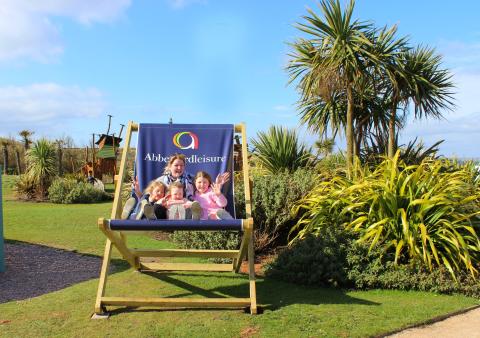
1;175;479;337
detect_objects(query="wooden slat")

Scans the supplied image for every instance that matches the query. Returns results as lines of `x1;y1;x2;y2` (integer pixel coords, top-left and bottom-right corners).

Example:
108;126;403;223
248;234;258;314
101;297;250;308
234;219;252;272
99;219;138;268
111;121;135;220
132;249;239;258
94;238;113;313
140;262;233;272
240;123;252;218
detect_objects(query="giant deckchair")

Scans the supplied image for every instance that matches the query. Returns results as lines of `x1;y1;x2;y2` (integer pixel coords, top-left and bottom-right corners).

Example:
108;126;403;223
93;122;257;316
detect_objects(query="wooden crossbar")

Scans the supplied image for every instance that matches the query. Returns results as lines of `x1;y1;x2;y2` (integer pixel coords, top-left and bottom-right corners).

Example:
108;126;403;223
93;121;258;316
140;262;233;272
132;249;239;258
101;297;251;308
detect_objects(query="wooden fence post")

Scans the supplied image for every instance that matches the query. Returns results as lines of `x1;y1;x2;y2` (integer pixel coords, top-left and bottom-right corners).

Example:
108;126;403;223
0;166;5;272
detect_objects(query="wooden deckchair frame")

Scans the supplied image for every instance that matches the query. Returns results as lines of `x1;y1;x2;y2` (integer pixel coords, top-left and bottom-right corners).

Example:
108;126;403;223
93;121;257;316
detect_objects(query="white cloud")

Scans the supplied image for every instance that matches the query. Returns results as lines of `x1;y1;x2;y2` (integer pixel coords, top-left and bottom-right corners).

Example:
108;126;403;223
273;105;290;111
0;0;131;62
400;69;480;158
439;40;480;72
0;83;107;139
167;0;206;10
393;39;480;158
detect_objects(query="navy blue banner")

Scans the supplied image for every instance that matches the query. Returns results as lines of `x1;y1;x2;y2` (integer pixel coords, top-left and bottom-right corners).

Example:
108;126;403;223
136;124;235;216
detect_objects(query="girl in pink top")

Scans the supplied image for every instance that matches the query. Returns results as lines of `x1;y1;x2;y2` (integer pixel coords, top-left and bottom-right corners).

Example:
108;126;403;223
193;171;233;220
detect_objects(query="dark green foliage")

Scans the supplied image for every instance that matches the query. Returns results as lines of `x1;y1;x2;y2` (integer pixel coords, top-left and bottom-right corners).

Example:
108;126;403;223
251;168;317;249
346;242;480;298
48;178;112;204
267;232;480;298
265;227;354;287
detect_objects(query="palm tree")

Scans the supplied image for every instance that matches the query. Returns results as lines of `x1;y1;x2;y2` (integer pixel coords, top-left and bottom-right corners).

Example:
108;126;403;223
251;126;313;174
287;0;379;176
384;46;455;157
19;130;34;151
314;137;335;157
25;138;57;199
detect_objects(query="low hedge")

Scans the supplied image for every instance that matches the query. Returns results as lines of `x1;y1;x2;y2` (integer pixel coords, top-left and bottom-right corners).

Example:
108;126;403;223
266;231;480;298
48;178;112;204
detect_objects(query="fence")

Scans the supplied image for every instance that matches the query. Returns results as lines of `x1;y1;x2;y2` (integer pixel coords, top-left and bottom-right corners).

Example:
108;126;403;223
0;167;4;272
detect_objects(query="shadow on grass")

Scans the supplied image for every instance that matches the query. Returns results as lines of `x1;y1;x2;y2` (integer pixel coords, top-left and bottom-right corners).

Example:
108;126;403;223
123;270;380;313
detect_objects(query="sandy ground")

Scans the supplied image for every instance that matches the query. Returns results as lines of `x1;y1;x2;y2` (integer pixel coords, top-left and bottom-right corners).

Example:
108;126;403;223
387;307;480;338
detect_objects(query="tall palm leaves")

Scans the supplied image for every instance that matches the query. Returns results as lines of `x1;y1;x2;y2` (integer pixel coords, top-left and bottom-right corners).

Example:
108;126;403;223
25;138;57;199
288;0;374;175
385;47;455;157
287;0;455;163
251;126;313;174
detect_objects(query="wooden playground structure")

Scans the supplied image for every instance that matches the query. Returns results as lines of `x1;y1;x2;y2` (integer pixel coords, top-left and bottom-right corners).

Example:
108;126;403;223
81;115;124;183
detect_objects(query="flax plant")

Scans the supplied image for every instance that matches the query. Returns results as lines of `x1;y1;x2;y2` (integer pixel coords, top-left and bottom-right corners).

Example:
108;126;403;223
25;138;57;199
292;152;480;279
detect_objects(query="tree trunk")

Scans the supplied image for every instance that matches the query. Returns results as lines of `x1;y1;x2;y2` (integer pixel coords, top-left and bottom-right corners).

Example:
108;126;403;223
388;106;397;158
57;146;63;177
15;150;21;174
2;146;8;175
346;85;354;178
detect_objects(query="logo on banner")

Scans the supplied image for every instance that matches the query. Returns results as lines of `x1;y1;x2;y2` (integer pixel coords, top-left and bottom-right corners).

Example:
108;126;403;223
172;131;199;150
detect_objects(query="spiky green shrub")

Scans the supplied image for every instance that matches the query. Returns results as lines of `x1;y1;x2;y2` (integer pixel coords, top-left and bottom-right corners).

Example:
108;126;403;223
25;138;57;199
14;174;37;200
292;152;480;279
251;125;314;174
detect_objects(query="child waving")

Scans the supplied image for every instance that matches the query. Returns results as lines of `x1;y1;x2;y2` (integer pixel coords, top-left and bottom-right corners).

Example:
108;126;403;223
193;171;233;220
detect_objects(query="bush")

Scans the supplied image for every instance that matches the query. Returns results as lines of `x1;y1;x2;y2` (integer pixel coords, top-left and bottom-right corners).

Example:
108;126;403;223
14;174;37;200
266;231;480;298
265;227;354;287
346;242;480;298
250;168;317;251
48;178;112;203
292;153;480;279
171;231;241;263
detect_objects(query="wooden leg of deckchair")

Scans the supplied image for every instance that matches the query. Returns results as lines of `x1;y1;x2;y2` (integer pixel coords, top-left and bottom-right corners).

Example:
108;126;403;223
94;238;113;315
234;219;252;273
248;234;257;314
98;218;139;269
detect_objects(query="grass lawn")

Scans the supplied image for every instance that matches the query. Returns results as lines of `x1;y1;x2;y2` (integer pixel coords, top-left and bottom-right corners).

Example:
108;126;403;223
1;175;479;337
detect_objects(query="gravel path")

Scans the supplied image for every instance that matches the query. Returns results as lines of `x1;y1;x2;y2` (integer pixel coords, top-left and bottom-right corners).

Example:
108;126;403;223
0;242;103;304
386;307;480;338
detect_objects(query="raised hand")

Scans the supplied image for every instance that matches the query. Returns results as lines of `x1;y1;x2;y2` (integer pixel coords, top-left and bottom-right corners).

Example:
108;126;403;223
215;172;230;187
133;176;141;197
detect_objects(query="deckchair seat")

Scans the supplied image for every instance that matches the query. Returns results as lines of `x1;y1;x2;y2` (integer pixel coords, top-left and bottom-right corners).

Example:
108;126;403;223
108;219;244;231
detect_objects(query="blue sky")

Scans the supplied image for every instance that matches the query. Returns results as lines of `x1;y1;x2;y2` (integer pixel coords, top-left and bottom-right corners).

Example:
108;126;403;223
0;0;479;158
